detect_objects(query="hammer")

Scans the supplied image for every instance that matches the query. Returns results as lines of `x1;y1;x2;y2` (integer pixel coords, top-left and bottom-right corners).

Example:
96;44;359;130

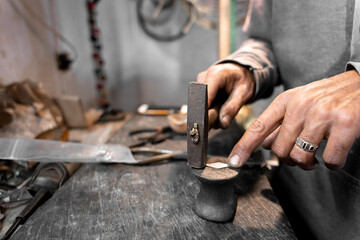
187;82;239;222
187;83;223;168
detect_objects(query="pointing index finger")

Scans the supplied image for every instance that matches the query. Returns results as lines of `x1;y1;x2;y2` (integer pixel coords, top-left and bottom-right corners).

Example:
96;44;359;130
228;93;288;167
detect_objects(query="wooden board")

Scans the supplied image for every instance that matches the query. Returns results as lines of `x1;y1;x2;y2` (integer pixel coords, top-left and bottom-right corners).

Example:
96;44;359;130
12;115;295;239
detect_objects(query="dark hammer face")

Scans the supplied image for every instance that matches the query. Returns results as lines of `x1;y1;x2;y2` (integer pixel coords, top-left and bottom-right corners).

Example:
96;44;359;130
187;82;208;168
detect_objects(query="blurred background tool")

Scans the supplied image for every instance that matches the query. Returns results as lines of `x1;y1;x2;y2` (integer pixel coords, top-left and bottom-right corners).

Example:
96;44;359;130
137;104;187;116
130;147;187;165
128;126;185;148
2;162;81;240
167;112;187;134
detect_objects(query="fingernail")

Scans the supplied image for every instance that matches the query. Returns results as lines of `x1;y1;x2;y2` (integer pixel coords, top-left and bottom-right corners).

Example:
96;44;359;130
222;115;231;128
229;154;242;167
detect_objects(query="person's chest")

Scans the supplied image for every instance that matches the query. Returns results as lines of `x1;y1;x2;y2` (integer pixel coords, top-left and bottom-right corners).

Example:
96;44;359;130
271;0;355;88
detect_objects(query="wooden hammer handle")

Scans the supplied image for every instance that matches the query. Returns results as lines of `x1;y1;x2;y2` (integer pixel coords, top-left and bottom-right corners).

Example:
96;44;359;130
208;105;220;130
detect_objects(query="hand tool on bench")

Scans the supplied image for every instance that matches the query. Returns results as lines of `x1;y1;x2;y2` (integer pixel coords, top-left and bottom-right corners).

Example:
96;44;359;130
129;147;253;166
128;126;174;148
187;82;240;222
2;162;81;240
129;147;187;164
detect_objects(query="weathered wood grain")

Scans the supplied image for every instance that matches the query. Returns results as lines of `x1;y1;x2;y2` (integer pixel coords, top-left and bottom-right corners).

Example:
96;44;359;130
12;115;296;239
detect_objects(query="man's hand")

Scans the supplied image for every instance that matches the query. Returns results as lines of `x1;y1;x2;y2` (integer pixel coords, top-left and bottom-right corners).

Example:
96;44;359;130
197;63;255;128
228;70;360;170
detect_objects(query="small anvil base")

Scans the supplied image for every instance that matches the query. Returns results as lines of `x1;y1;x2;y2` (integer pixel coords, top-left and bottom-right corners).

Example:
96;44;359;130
192;167;239;222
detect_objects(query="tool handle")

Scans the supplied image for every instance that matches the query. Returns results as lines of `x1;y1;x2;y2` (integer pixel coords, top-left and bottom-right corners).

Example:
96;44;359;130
208;105;220;130
62;162;82;177
136;153;175;164
17;188;50;222
2;188;50;240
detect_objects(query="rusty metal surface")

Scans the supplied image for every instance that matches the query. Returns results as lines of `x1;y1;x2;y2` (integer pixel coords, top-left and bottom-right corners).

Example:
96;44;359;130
187;82;208;168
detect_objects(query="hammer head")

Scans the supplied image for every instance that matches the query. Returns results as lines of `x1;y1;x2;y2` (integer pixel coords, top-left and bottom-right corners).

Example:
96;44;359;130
187;82;208;168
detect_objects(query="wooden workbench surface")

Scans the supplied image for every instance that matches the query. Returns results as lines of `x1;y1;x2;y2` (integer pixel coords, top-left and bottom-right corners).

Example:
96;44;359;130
13;115;296;239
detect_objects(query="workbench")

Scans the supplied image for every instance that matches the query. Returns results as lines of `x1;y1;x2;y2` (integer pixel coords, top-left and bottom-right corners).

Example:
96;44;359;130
12;115;296;239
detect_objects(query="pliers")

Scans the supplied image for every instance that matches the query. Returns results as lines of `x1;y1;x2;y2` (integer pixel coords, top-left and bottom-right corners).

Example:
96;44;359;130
128;126;180;148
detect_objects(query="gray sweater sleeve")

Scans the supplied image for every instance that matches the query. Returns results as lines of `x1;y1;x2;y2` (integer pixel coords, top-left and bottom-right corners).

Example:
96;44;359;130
218;0;279;102
346;0;360;74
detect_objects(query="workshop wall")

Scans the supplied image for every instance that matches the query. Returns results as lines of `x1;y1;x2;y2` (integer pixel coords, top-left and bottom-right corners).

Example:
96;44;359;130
0;0;58;96
55;0;248;111
0;0;96;106
0;0;98;109
2;0;256;112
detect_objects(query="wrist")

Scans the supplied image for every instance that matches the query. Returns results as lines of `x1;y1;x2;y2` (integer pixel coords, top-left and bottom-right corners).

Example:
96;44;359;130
242;66;256;102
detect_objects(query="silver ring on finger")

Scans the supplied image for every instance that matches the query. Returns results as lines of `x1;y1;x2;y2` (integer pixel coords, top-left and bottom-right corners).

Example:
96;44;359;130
295;137;318;152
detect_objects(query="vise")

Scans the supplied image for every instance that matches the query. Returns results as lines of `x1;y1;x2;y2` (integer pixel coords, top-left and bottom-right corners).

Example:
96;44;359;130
187;82;239;222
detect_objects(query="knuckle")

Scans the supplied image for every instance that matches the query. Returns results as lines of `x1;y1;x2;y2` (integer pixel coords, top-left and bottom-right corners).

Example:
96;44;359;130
336;111;356;128
277;91;289;103
286;149;316;169
333;141;349;153
283;88;297;96
263;101;283;121
196;72;206;82
271;142;288;159
314;104;332;121
283;110;297;121
275;89;299;112
248;118;267;134
293;93;312;112
208;65;222;76
279;123;293;136
222;103;238;117
240;80;254;93
281;88;298;100
301;133;318;145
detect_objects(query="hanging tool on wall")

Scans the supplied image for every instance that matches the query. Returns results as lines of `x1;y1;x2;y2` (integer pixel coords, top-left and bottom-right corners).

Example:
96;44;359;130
86;0;124;121
136;0;249;42
86;0;109;107
136;0;196;41
86;0;108;107
180;0;248;31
